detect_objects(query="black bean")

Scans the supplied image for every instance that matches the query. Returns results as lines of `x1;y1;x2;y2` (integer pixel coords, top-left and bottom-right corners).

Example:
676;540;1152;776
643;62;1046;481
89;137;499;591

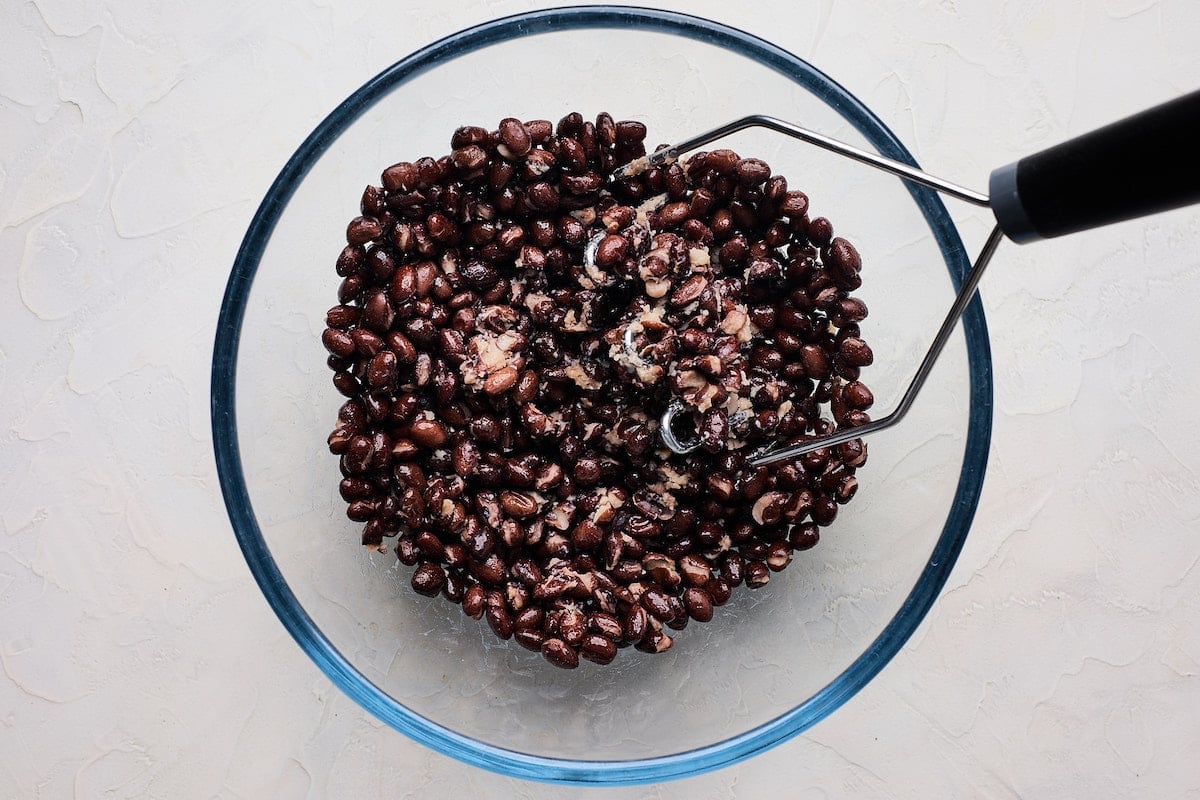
624;604;648;643
800;344;831;378
515;628;545;651
807;216;833;247
735;158;771;186
442;571;467;603
426;211;456;243
560;607;587;646
826;236;861;276
778;191;808;218
541;638;579;669
349;328;382;357
579;633;617;664
720;553;744;586
486;605;514;639
526;182;560;212
835;474;859;503
705;149;738;175
766;540;793;571
483;366;518;395
322;328;355;358
462;585;486;618
812;495;839;526
705;578;731;606
326;304;359;329
595;234;628;266
614;120;646;144
843;380;874;409
839;337;874;367
382;162;419;191
640;587;674;621
412;563;446;596
500;490;538;518
470;554;506;586
517;119;548;142
838;439;868;468
345;500;375;522
514;606;544;631
346;216;382;245
451;145;488;171
683;587;714;622
745;561;770;588
668;274;707;308
634;628;673;654
409;419;448;448
498;117;532;157
394;536;418;566
450;126;488;148
659;201;690;226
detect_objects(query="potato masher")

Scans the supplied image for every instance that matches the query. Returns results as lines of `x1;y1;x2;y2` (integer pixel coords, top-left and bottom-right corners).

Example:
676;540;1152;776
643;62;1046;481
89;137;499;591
616;90;1200;466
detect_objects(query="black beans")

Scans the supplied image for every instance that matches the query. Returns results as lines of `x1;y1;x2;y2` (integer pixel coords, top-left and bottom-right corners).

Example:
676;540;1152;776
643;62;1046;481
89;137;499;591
325;111;875;669
683;587;714;622
614;120;646;144
498;117;532;157
486;605;514;639
451;145;488;171
382;161;419;191
634;628;673;654
500;490;538;518
483;365;518;395
766;540;793;571
843;381;874;410
580;633;617;664
807;216;833;246
826;237;861;280
560;607;587;646
541;638;579;669
624;604;649;643
812;495;839;526
346;216;382;245
450;126;488;148
839;337;874;367
745;561;770;588
668;274;707;308
462;585;486;618
322;328;356;359
641;587;674;621
514;606;543;630
735;158;771;187
366;351;397;389
409;419;448;448
595;234;628;266
526;182;559;211
515;628;545;651
412;562;446;596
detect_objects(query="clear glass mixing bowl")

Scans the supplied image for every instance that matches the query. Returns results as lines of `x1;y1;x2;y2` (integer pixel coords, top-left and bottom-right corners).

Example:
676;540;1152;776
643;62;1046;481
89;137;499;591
211;6;992;786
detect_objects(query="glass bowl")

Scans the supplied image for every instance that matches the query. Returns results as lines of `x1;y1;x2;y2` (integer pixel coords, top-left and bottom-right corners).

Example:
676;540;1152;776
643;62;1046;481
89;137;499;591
211;5;992;786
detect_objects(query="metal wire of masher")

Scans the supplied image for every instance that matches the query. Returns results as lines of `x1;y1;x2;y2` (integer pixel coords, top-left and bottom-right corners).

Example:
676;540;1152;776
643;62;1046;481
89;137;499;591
610;115;1002;467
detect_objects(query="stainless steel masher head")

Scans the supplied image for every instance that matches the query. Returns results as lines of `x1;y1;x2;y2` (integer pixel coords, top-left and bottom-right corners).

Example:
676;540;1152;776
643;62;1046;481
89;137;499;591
615;90;1200;466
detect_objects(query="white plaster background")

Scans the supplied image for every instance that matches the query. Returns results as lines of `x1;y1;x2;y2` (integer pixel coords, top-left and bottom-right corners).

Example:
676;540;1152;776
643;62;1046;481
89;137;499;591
3;0;1200;796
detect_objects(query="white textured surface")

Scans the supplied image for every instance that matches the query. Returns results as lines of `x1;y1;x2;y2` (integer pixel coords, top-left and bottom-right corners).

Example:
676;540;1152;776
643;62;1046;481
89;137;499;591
3;0;1199;796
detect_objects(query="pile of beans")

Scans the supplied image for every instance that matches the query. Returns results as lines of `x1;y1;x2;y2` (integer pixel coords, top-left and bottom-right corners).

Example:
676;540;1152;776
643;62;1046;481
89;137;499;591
323;112;873;669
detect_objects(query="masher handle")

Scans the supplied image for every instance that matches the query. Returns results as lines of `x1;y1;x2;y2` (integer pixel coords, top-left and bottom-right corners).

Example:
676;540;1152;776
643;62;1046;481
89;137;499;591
989;89;1200;243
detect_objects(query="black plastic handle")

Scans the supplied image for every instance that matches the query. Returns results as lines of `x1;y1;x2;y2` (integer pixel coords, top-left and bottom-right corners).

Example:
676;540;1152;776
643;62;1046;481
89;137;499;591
989;89;1200;243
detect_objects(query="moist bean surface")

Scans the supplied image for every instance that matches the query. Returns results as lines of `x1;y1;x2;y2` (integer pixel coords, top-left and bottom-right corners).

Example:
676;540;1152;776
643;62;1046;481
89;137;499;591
325;113;873;668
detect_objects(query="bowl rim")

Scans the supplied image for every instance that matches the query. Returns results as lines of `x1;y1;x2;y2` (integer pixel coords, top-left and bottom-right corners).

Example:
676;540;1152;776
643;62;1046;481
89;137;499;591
211;4;993;786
